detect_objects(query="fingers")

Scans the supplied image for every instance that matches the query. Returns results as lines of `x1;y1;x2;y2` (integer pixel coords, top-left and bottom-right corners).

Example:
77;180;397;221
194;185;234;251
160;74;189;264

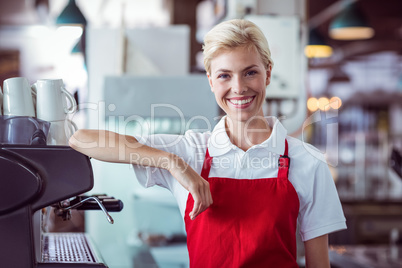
190;197;202;220
189;181;213;220
190;197;205;220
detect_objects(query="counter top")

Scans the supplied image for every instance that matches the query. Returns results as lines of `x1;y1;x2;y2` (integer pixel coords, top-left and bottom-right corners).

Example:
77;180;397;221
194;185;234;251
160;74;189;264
329;245;402;268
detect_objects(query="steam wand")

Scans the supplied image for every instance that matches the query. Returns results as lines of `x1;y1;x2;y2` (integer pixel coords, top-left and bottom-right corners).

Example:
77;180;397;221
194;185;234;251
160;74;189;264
55;196;114;224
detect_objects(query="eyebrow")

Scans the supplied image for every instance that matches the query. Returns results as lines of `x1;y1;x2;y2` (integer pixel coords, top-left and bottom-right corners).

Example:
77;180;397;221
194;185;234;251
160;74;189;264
214;64;259;74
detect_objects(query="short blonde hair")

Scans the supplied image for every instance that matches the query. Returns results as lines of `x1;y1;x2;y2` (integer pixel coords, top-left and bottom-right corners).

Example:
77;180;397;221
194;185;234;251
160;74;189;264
203;19;274;74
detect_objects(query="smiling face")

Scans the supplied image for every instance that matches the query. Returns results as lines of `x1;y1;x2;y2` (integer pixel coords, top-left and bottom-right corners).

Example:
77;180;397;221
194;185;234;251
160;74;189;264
208;45;272;124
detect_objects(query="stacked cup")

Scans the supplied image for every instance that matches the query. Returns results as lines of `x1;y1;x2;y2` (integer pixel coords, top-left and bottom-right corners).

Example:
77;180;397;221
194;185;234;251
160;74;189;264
2;77;36;117
32;79;77;145
1;77;77;145
1;77;49;145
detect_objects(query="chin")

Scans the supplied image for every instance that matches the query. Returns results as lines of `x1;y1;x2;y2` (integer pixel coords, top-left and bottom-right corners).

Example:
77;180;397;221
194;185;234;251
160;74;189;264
226;112;257;123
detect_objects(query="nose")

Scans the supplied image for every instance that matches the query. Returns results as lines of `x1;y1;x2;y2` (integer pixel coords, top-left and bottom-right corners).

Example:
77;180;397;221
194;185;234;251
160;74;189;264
231;76;247;94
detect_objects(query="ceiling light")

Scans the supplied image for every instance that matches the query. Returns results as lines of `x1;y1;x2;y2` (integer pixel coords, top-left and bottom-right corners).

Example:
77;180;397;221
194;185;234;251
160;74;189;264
56;0;87;27
307;97;319;112
305;29;333;58
329;96;342;109
329;3;374;40
56;0;87;56
55;26;83;39
318;97;330;111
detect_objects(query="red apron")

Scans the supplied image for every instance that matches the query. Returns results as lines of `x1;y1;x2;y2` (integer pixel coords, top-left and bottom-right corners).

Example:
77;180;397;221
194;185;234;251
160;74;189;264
184;140;299;268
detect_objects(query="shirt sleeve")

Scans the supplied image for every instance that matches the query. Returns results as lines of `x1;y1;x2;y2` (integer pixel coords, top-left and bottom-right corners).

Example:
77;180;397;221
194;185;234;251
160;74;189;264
131;132;207;192
298;160;347;241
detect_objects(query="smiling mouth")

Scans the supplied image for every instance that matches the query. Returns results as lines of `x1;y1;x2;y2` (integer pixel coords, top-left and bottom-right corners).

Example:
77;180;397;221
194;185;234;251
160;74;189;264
228;96;255;106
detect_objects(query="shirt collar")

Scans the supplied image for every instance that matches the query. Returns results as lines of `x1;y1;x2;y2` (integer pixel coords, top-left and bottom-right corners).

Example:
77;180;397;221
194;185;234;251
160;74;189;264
208;116;288;157
208;116;232;157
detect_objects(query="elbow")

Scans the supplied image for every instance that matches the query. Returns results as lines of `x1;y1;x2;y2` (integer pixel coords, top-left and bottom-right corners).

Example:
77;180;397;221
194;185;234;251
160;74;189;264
68;130;79;149
69;129;93;152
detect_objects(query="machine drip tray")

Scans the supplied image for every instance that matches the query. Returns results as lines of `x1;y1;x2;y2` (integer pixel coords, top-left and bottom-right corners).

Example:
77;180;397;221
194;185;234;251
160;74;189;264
42;233;96;263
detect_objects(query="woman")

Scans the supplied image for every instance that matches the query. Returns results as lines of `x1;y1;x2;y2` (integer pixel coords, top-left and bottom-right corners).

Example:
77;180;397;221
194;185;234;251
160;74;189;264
70;19;346;267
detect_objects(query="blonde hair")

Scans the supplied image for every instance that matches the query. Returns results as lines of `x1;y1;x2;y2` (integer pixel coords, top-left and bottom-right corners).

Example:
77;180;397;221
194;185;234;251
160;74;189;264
203;19;274;74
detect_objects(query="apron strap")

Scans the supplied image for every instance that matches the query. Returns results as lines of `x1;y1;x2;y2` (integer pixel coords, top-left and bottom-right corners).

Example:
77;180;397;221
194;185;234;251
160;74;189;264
278;139;290;180
201;149;213;180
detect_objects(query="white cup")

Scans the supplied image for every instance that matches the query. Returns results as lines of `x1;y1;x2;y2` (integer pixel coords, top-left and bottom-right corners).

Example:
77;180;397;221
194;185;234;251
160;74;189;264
47;119;78;145
3;77;36;117
33;79;77;122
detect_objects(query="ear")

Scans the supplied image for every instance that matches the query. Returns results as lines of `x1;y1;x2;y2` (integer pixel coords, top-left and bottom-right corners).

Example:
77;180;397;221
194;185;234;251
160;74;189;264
207;73;214;92
265;65;272;86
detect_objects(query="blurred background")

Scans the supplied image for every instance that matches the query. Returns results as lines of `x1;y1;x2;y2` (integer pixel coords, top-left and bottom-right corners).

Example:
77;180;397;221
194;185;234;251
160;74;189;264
1;0;402;267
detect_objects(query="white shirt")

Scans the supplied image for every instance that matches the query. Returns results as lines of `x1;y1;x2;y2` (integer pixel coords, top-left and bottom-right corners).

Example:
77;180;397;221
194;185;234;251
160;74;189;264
133;116;347;241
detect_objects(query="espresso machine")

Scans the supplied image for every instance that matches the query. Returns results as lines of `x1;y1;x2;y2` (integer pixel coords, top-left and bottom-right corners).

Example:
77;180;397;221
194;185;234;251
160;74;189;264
0;144;123;268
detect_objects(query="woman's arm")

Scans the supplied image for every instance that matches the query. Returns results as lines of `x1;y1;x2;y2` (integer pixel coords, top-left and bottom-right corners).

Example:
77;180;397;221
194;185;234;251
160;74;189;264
304;234;330;268
69;129;212;220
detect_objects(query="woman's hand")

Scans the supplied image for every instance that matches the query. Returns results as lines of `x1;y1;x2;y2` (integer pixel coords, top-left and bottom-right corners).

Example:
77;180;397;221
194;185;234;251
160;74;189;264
168;155;213;220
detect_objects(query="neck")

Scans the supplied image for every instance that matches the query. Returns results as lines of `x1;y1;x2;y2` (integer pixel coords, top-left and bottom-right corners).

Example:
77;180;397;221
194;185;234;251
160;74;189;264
225;113;271;151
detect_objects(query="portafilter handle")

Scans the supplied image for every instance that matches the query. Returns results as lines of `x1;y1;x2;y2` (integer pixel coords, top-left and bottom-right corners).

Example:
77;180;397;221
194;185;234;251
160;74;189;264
56;196;114;224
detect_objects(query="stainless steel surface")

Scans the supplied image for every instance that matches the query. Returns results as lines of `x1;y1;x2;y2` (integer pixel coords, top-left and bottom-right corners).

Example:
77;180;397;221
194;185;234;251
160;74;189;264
42;233;96;263
56;196;114;224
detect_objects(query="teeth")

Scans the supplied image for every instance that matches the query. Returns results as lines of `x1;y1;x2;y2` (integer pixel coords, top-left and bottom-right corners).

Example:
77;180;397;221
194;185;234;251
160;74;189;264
231;97;253;105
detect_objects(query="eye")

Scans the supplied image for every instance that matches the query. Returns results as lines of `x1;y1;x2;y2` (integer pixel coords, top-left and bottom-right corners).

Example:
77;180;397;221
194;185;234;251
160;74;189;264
217;73;230;79
245;70;257;76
